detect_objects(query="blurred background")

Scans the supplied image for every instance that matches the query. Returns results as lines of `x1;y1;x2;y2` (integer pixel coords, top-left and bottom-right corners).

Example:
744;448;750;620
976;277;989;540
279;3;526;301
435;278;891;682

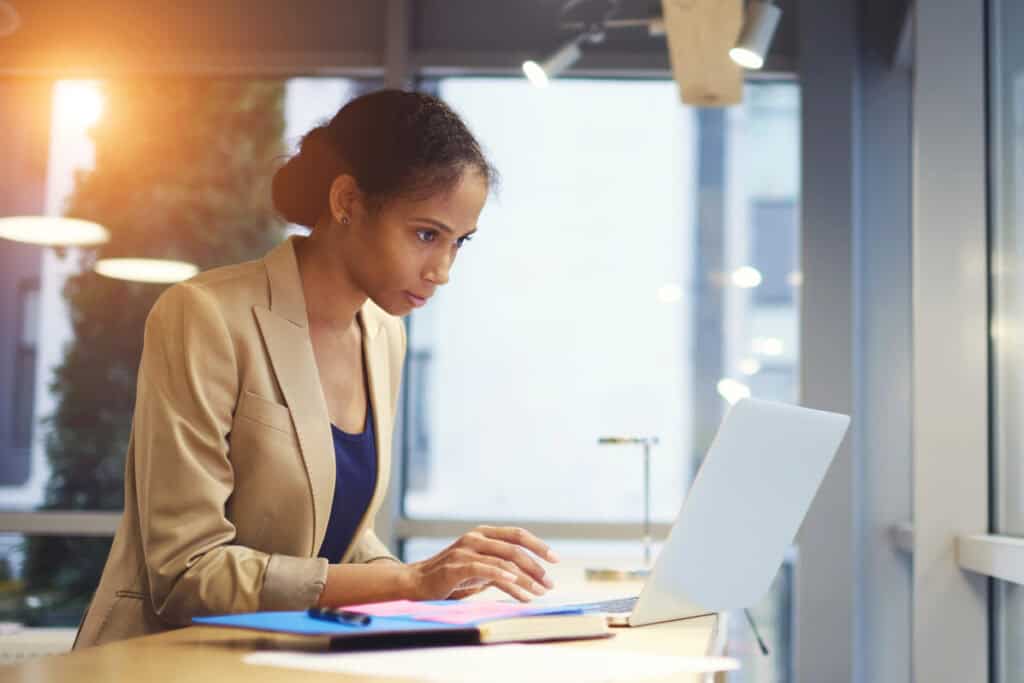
1;2;1016;682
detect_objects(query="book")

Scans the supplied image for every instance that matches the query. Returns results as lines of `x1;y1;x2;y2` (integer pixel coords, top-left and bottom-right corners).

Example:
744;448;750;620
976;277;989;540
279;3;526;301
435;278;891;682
474;614;610;644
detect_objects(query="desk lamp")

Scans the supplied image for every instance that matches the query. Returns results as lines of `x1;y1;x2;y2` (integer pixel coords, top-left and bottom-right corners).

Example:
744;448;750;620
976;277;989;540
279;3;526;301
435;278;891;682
585;435;659;581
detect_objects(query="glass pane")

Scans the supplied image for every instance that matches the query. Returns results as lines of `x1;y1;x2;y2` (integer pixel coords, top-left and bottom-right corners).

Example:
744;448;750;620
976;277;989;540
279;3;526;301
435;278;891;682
0;76;380;503
403;77;801;523
0;77;373;510
0;533;111;629
991;0;1024;679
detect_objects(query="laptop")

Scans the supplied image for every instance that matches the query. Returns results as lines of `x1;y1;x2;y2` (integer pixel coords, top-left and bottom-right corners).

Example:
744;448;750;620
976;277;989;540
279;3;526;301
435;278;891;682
560;398;850;627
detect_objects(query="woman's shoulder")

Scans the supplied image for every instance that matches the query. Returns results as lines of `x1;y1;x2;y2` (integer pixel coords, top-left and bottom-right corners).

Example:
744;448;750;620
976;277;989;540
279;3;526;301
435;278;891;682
186;256;268;300
147;256;270;332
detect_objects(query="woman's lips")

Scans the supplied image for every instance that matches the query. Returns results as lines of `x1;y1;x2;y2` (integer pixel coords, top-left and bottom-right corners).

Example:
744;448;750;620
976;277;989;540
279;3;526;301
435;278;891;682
405;291;427;307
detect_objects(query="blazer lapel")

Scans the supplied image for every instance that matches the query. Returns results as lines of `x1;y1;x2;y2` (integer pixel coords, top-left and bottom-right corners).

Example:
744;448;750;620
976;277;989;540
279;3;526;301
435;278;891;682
254;238;335;557
359;307;392;533
255;237;395;562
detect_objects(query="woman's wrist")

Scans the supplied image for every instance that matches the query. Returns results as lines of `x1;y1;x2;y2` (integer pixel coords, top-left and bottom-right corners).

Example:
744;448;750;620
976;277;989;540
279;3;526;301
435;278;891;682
396;562;421;600
316;560;419;607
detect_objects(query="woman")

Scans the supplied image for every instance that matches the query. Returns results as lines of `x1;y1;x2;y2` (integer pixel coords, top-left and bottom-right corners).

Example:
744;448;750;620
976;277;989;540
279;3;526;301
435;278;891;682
74;89;558;649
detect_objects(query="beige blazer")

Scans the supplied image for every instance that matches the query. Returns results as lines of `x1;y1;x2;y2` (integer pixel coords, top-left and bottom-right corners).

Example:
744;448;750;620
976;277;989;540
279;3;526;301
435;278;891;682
73;236;405;649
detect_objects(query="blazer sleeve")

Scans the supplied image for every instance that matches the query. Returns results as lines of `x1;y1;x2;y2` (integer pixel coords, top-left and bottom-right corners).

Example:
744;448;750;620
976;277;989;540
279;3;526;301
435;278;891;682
133;282;327;625
345;317;407;565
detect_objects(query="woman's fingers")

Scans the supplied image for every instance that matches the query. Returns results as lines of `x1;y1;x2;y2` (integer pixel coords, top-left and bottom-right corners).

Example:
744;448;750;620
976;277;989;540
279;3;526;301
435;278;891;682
450;559;545;599
450;562;518;594
448;581;493;600
464;536;554;589
487;578;536;603
417;529;561;601
474;526;559;564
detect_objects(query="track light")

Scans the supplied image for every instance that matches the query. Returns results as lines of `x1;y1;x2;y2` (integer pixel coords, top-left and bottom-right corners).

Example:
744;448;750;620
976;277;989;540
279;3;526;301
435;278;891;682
730;0;782;70
523;38;583;88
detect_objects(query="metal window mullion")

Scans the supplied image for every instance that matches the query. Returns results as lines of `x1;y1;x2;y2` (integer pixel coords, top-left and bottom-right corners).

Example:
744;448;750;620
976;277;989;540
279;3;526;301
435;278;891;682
0;511;120;536
911;0;989;680
393;518;674;542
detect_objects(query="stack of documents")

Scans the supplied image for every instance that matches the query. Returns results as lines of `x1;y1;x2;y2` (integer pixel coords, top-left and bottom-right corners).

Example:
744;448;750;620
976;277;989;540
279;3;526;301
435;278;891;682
193;599;610;647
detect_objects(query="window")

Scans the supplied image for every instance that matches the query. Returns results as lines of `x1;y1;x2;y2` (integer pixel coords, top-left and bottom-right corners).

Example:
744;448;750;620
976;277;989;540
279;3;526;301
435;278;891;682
400;76;800;682
0;76;370;624
402;77;800;522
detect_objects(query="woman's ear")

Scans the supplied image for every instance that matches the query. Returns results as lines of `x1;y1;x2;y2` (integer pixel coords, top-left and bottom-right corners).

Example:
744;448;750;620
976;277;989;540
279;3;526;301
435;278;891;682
327;174;360;225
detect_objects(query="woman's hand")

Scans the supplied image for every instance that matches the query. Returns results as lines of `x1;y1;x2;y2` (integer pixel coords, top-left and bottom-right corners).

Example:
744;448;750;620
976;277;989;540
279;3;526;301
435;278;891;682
403;525;560;602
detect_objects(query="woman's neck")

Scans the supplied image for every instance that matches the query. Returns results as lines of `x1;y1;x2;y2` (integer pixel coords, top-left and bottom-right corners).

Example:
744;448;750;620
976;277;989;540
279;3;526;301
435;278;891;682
293;232;366;332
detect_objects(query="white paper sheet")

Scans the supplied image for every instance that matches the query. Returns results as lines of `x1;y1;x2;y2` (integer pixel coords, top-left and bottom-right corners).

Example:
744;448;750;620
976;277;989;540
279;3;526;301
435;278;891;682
244;644;739;682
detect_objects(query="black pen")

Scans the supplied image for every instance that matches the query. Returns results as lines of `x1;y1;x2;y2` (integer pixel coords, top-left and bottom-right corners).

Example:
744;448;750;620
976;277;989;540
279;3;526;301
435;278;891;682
306;607;373;626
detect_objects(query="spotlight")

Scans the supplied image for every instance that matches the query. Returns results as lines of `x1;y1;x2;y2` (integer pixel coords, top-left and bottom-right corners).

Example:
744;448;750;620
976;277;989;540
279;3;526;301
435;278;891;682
523;39;583;88
730;0;782;70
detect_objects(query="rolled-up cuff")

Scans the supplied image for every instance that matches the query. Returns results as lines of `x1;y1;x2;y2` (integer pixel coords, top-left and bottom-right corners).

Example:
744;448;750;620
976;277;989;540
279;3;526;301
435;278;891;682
260;554;329;611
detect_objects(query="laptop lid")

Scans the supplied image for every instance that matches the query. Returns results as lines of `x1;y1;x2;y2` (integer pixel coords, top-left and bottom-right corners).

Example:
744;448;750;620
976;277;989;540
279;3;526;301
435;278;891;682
630;398;850;625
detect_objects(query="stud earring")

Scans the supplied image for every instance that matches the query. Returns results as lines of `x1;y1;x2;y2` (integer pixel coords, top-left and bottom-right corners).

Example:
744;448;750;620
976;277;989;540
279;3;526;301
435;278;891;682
340;215;350;225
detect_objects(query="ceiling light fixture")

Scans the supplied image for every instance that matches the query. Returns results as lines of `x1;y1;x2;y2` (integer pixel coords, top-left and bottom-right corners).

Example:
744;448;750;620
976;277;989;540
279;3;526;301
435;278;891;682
730;0;782;70
0;216;110;247
94;258;199;284
524;0;619;87
523;39;584;88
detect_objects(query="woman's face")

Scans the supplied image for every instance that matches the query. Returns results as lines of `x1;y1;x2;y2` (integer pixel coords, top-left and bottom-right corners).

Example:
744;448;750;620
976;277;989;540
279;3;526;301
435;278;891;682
335;168;489;316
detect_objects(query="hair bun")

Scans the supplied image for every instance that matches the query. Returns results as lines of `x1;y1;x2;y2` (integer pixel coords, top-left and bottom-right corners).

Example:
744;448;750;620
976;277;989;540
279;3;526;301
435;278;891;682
271;126;339;228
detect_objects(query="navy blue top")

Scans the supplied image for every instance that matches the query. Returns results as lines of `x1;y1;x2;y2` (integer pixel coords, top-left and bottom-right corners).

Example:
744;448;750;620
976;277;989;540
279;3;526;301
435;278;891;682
316;399;378;563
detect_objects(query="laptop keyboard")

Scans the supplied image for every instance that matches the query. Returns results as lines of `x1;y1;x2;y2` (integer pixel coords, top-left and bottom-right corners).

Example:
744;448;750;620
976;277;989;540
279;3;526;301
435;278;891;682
563;596;639;614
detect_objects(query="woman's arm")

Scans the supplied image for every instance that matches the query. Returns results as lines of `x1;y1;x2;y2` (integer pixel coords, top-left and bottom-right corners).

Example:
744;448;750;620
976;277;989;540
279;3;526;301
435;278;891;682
134;283;327;625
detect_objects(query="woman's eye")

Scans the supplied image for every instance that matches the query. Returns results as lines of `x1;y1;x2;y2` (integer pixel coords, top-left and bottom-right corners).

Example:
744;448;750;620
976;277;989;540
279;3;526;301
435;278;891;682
456;235;473;249
416;229;436;243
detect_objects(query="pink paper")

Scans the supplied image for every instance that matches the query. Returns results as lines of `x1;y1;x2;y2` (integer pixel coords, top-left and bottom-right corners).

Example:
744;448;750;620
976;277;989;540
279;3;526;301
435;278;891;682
339;600;539;624
410;603;538;625
341;600;419;616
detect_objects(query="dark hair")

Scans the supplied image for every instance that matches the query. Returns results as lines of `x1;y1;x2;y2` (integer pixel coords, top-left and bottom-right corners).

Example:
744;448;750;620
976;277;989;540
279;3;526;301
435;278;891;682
272;89;497;228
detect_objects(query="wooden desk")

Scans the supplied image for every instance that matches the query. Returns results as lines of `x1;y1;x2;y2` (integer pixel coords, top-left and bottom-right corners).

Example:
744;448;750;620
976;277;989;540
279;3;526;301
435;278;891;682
0;565;727;683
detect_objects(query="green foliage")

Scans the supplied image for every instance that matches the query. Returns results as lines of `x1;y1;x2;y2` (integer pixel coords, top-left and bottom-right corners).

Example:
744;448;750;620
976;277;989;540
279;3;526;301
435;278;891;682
21;78;288;620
